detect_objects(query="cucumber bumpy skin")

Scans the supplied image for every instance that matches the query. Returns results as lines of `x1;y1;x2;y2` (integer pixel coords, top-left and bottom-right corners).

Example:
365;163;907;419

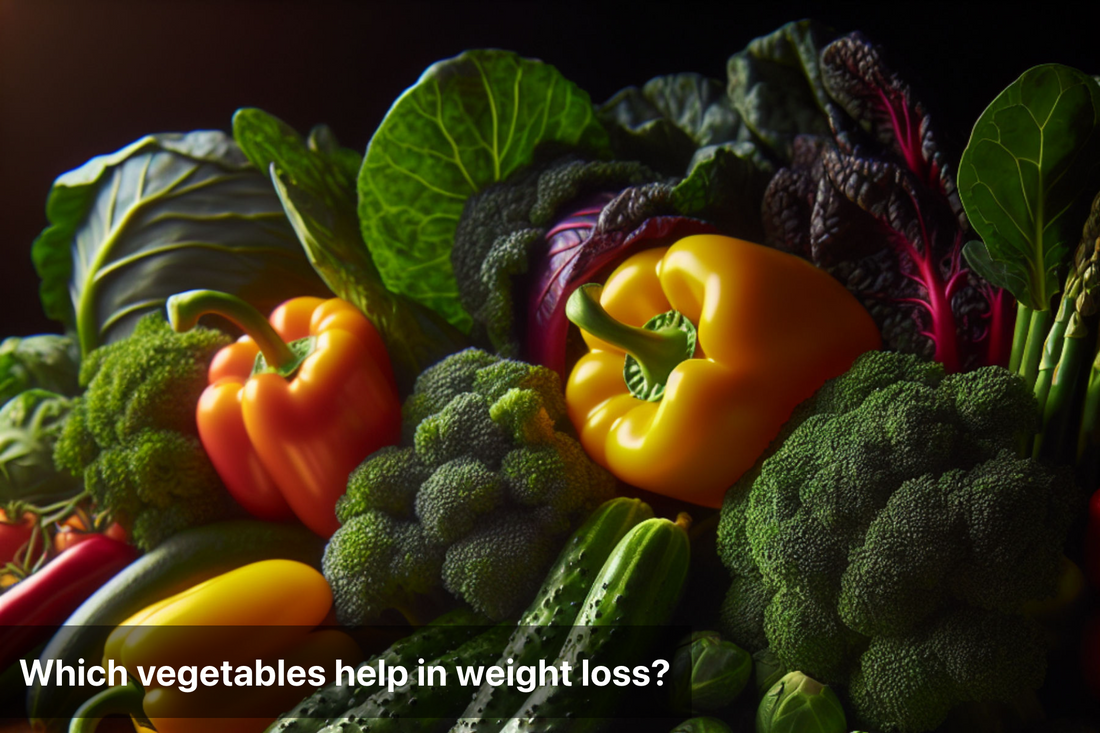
29;520;326;733
452;497;655;733
500;514;692;733
268;607;491;733
317;623;515;733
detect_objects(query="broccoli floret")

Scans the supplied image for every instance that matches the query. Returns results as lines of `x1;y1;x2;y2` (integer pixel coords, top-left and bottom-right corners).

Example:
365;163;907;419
53;313;238;550
717;351;1079;733
324;348;615;624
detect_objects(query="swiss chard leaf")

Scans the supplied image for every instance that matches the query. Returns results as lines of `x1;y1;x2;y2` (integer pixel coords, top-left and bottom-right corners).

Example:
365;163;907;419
358;49;610;332
31;131;329;356
231;108;467;393
958;64;1100;311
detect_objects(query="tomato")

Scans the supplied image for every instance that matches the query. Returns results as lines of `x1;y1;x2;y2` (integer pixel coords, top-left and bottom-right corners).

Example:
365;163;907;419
0;509;41;566
52;514;129;555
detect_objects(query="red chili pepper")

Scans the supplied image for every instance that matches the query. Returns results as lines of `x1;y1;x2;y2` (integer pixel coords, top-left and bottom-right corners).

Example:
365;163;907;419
0;534;137;670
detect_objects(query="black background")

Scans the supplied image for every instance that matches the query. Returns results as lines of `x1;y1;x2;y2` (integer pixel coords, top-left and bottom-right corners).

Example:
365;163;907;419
0;0;1093;338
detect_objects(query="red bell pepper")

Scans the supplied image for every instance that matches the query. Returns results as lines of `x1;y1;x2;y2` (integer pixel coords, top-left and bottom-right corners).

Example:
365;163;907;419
0;534;137;671
168;291;401;537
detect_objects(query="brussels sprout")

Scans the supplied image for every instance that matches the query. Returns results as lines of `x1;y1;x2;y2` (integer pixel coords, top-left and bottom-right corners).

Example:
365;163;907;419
756;671;846;733
671;717;734;733
752;646;786;697
0;389;80;504
671;630;752;713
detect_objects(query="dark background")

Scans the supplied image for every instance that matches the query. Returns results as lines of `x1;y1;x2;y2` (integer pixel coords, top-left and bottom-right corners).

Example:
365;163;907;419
0;0;1093;338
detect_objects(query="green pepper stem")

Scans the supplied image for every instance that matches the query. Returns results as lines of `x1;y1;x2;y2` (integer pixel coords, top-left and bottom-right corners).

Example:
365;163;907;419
166;289;296;370
69;678;145;733
565;284;692;395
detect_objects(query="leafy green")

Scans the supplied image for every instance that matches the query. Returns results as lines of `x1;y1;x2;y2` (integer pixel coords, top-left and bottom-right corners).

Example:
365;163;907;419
0;389;81;505
31;131;330;356
671;145;771;241
231;108;468;394
358;49;610;332
958;64;1100;311
599;72;744;175
726;20;838;159
0;334;80;406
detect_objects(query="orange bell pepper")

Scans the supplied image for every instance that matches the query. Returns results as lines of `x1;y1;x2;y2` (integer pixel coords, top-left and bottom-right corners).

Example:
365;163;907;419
565;235;881;508
168;291;401;537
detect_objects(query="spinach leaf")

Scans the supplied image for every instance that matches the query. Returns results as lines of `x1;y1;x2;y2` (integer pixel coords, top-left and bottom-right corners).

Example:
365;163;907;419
31;131;329;355
358;49;610;332
958;64;1100;311
232;108;467;394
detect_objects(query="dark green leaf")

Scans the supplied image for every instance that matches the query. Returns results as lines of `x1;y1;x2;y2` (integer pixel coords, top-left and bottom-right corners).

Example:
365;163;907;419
231;108;467;393
31;131;330;356
0;334;80;406
0;389;81;505
962;240;1032;296
358;49;610;332
726;20;838;160
599;73;745;175
671;144;772;241
957;65;1100;310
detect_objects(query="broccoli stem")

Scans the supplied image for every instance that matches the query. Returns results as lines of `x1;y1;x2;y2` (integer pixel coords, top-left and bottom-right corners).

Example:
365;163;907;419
565;283;695;401
1019;307;1053;390
166;289;299;374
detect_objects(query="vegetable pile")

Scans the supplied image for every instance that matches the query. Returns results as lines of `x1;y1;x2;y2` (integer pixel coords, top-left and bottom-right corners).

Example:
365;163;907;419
1;16;1099;733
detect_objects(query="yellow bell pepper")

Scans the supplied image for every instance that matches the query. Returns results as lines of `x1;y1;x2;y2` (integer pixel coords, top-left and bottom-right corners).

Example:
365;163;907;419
565;235;881;507
71;560;361;733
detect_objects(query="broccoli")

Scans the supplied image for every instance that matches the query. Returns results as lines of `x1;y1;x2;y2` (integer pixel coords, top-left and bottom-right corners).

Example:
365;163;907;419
716;351;1080;733
323;348;616;624
53;313;238;550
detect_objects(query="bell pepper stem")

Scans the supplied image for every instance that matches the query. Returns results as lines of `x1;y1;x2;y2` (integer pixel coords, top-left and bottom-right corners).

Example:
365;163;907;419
167;289;297;371
566;284;693;394
69;678;145;733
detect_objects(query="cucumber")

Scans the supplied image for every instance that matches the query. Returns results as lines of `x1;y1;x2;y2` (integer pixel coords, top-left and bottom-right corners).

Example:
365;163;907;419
28;520;326;731
500;514;692;733
269;607;491;733
452;497;654;733
320;623;515;733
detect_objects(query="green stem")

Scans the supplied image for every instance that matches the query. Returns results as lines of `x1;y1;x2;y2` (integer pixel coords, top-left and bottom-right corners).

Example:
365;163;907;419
565;284;695;400
1010;301;1033;374
166;289;295;371
1020;307;1054;390
1036;321;1088;465
1034;301;1072;416
69;678;145;733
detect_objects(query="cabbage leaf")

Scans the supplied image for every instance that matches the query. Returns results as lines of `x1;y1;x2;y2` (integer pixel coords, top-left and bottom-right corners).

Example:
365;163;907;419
32;131;329;355
358;49;610;332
